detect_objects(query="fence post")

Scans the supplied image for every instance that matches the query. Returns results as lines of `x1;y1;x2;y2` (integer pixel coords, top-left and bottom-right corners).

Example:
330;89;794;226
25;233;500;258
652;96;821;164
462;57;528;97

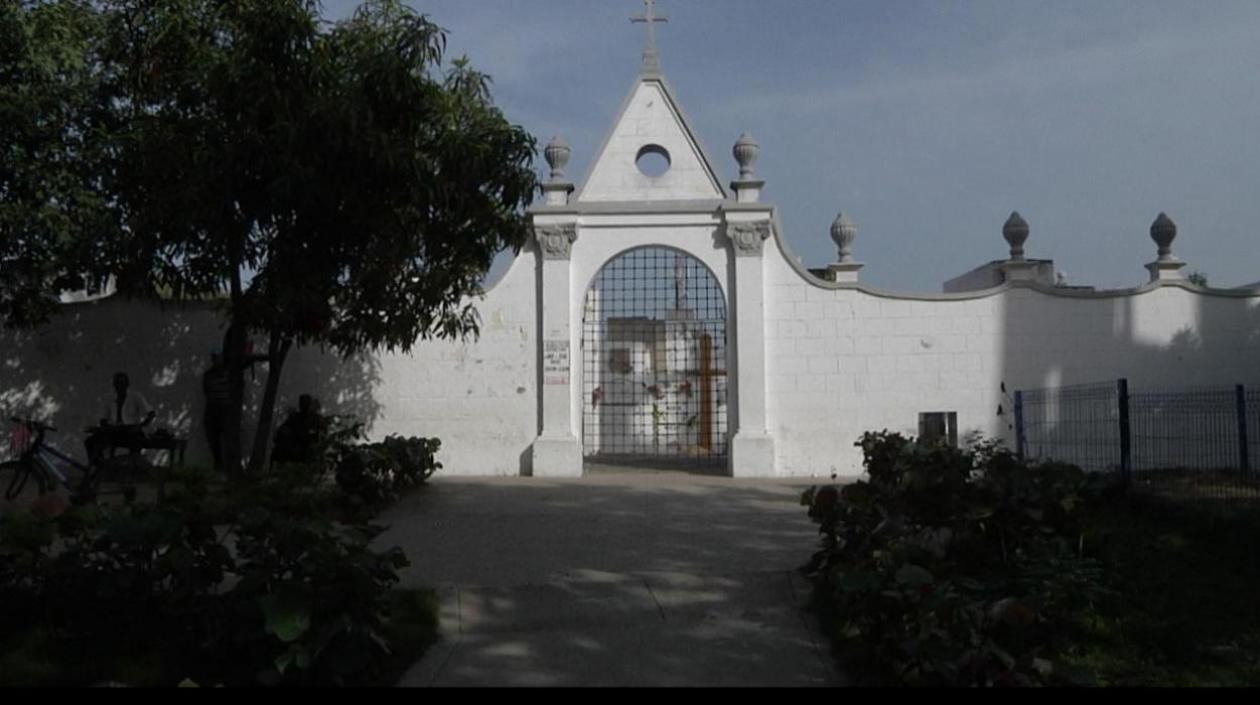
1118;378;1131;488
1239;385;1250;476
1013;391;1026;460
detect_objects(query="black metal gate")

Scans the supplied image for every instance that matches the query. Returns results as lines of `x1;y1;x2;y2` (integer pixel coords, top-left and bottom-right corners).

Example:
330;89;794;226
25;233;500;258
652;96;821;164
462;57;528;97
581;247;728;470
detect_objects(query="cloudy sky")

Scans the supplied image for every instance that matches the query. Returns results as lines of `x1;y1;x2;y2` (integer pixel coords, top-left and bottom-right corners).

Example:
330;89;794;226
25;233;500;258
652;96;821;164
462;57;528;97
324;0;1260;292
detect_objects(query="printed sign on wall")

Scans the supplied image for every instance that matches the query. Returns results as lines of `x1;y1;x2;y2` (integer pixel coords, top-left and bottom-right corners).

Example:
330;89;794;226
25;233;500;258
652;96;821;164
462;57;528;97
544;340;570;385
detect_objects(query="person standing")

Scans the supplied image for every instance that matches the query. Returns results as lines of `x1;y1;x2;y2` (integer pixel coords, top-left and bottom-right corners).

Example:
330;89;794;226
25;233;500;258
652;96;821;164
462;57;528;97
202;351;231;473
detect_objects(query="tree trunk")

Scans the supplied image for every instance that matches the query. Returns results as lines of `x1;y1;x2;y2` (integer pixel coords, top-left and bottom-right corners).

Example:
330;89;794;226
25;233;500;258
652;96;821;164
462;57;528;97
221;320;247;479
222;261;247;479
247;331;292;476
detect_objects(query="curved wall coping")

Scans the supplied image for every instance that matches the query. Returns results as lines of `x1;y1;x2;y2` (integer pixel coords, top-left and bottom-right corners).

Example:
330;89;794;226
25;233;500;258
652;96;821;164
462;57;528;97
478;240;536;297
766;209;1260;303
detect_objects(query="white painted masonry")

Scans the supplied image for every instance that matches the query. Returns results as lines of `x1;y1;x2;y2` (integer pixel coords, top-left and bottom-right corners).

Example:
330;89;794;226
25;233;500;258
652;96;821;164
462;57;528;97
577;79;726;204
4;55;1258;480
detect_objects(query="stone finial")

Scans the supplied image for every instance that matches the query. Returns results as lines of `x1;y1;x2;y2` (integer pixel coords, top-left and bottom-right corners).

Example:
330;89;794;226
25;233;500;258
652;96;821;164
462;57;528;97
541;136;575;206
831;212;858;263
733;133;759;179
730;134;765;204
1146;212;1186;283
1150;212;1177;261
827;212;864;283
1003;212;1030;261
544;136;571;180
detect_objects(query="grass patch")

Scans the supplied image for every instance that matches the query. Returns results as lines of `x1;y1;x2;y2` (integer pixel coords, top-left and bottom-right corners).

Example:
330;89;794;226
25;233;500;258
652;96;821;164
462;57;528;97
1059;498;1260;686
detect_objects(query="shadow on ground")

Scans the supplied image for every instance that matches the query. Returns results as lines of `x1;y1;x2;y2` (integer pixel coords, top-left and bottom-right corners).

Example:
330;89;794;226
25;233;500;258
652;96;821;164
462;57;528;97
375;475;842;687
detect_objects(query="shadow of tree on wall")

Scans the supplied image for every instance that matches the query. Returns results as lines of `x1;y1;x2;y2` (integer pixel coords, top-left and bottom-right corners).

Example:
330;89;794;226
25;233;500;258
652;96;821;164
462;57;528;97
0;297;382;467
280;346;384;436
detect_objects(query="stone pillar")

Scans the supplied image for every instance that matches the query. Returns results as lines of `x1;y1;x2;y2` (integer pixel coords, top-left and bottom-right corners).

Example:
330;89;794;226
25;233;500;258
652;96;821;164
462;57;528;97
530;220;583;477
726;215;776;477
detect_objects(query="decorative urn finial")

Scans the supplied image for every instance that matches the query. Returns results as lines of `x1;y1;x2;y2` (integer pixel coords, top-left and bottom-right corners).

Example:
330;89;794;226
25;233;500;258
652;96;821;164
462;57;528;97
544;136;571;180
1003;212;1030;261
831;212;858;263
1150;212;1177;261
733;133;760;179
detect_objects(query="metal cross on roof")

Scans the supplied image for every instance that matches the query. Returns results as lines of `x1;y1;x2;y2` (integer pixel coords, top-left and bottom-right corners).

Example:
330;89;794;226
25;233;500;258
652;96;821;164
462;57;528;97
631;0;668;73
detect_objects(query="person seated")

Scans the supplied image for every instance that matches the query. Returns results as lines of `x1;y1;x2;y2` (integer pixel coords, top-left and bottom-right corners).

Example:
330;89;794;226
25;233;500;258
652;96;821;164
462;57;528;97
85;372;156;470
272;394;327;467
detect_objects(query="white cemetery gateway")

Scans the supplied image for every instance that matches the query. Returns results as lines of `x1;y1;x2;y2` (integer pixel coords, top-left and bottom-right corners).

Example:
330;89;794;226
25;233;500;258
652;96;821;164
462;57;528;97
3;5;1259;479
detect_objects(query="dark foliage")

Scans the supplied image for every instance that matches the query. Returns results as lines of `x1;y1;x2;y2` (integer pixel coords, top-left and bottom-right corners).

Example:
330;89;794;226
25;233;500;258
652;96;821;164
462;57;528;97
332;431;442;518
802;432;1121;686
0;487;409;686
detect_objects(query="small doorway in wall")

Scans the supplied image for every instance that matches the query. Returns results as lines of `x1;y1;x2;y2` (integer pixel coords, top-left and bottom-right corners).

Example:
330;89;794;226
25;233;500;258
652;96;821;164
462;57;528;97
581;246;729;474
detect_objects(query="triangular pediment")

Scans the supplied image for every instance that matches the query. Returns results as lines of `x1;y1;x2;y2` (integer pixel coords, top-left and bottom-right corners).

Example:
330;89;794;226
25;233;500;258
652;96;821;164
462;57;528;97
577;77;727;203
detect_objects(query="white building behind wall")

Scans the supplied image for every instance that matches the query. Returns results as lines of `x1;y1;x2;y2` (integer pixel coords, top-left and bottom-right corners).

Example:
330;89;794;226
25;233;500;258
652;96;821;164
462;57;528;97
4;24;1259;480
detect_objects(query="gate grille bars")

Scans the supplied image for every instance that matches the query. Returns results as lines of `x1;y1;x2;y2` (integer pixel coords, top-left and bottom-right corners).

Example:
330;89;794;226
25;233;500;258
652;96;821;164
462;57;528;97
581;247;728;470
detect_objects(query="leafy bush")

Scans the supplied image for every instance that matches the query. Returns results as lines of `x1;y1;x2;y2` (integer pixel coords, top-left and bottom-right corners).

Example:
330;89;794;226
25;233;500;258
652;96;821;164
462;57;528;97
802;432;1120;686
333;434;441;517
261;415;440;521
0;491;410;686
207;510;408;686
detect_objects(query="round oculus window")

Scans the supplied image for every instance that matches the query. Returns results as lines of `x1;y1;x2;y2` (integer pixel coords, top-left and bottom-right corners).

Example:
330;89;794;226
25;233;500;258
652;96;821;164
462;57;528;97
635;144;671;177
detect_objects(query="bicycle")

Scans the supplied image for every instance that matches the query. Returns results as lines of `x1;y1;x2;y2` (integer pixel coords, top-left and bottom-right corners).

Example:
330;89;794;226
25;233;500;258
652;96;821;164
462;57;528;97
2;417;151;504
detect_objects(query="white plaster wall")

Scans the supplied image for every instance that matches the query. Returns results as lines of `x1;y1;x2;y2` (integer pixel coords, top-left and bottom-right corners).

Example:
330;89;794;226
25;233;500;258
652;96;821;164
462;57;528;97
2;299;245;465
763;233;1260;479
362;252;539;476
5;224;1257;481
0;253;540;477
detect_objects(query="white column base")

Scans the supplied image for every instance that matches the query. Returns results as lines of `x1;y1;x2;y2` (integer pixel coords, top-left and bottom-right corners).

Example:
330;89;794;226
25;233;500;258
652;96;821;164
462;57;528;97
530;435;584;478
730;433;776;478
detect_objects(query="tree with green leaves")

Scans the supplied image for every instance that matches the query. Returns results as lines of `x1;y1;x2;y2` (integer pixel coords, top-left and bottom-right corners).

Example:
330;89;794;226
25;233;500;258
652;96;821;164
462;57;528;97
1;0;117;329
104;0;538;475
4;0;538;476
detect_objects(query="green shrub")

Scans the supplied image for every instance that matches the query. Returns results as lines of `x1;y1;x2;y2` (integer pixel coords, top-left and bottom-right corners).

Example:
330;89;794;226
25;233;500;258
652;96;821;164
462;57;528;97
0;492;409;686
208;510;408;686
333;435;441;517
260;415;440;521
803;432;1119;686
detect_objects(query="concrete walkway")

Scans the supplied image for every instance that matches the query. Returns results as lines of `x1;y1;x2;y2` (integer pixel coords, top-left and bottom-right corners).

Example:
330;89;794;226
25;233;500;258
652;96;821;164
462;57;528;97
376;472;843;687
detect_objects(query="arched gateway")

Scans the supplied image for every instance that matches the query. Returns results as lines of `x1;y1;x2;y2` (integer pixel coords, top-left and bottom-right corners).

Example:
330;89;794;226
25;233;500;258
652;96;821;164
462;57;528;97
581;247;728;471
524;20;778;480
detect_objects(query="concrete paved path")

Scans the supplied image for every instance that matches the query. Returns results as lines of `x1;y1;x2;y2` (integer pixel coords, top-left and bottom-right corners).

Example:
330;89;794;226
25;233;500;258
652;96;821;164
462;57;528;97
375;472;843;687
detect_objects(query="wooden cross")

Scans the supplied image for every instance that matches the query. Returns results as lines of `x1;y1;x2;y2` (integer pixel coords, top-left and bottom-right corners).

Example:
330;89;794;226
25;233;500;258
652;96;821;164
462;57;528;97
631;0;668;71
